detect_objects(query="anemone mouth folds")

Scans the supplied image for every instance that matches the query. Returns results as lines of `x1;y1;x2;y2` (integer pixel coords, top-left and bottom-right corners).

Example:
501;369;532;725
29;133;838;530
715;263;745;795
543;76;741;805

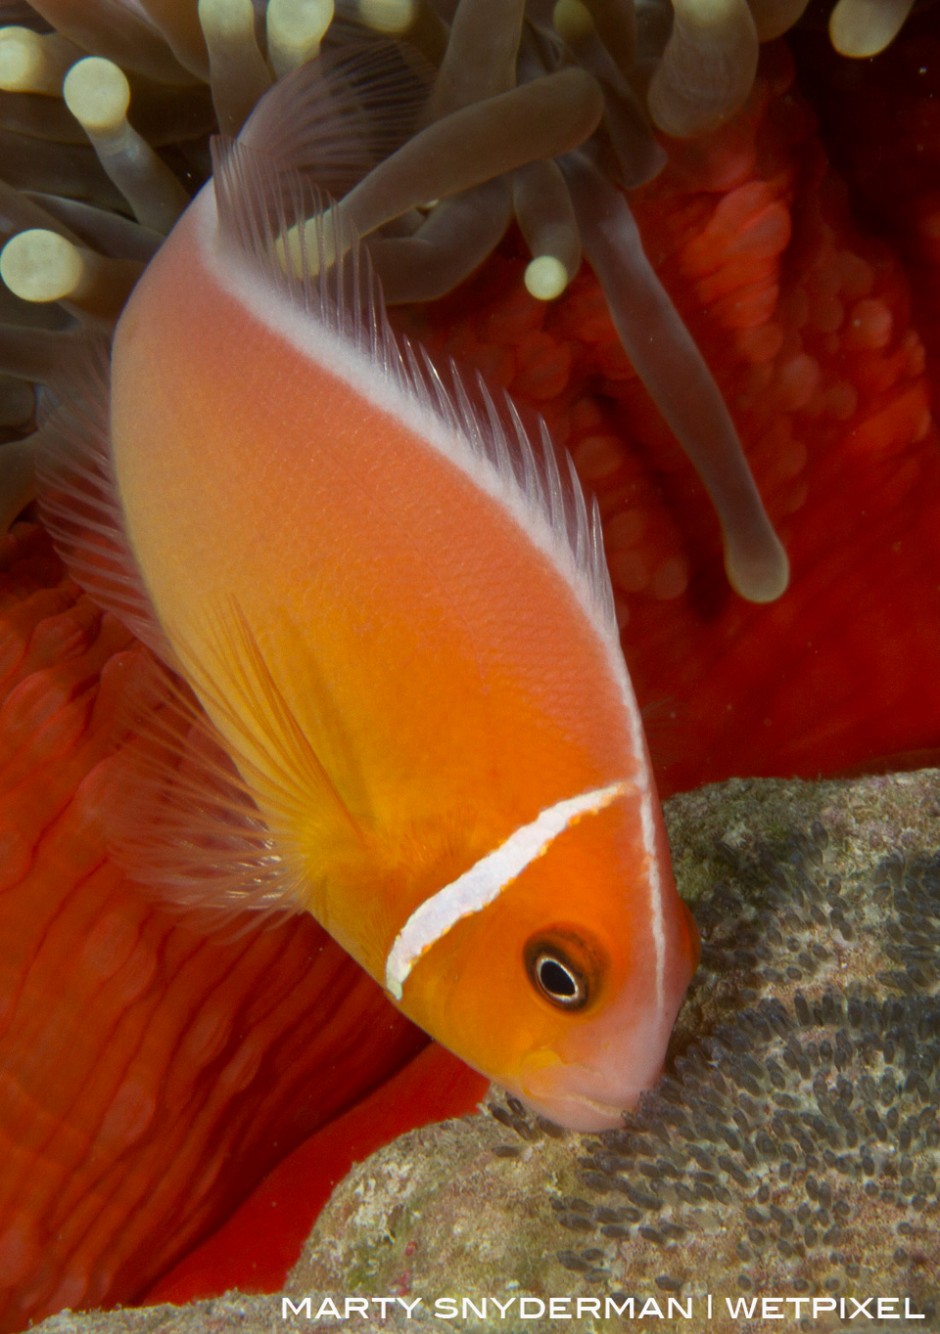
0;1;925;603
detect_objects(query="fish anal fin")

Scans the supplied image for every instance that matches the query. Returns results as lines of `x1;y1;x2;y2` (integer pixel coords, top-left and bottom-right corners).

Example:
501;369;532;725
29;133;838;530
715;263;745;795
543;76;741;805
34;338;174;662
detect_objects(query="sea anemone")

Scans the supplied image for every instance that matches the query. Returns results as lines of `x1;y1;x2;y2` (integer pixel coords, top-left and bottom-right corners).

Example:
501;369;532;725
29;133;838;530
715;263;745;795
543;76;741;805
0;0;926;604
0;2;937;1331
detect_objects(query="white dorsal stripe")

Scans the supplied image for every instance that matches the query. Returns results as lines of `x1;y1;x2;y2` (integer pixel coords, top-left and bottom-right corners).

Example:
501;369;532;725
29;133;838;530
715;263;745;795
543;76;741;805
385;782;629;1000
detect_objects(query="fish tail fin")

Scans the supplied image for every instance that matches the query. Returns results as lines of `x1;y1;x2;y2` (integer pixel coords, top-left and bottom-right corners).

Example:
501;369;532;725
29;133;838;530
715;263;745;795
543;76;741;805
209;31;432;372
235;31;430;196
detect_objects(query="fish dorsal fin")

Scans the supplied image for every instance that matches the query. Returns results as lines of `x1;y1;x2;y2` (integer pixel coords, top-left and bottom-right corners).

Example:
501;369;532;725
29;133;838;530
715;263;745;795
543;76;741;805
403;345;620;642
35;339;174;662
211;137;621;654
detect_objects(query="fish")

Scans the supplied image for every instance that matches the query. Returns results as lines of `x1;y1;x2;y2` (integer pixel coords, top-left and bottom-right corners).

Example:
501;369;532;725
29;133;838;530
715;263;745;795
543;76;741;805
36;52;698;1134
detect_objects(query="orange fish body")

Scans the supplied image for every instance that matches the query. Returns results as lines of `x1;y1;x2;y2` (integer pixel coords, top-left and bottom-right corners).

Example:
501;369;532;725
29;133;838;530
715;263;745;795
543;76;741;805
43;78;697;1131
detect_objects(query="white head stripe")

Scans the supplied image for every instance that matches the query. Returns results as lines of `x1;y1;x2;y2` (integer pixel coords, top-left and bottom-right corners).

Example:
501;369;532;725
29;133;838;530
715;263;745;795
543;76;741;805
384;781;629;1000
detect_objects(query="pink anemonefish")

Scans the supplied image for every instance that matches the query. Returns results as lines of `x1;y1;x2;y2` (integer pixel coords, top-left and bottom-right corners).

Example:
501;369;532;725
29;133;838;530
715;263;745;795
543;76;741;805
37;50;699;1133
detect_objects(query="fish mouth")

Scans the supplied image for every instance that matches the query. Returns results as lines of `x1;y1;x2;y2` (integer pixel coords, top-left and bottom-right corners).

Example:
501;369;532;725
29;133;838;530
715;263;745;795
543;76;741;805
516;1056;640;1132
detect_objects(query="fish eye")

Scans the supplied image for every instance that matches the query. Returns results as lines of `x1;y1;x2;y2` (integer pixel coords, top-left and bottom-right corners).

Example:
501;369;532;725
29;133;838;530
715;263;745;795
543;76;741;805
533;951;586;1008
525;928;603;1012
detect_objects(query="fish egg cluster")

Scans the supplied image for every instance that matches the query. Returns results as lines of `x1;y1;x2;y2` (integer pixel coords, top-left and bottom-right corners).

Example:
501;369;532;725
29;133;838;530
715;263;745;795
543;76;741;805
687;830;940;1024
555;990;940;1324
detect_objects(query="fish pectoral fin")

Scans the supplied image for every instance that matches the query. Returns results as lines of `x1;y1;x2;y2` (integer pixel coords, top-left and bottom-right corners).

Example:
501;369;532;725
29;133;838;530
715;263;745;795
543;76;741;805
173;596;369;864
110;600;369;925
108;650;309;927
